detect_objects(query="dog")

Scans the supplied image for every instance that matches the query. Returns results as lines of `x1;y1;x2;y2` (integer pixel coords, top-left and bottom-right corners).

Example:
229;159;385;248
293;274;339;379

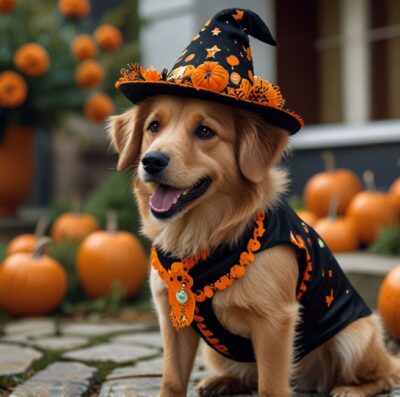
109;94;400;397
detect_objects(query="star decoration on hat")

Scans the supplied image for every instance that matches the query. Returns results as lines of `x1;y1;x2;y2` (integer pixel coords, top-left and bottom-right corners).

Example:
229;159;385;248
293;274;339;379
211;27;221;36
206;45;221;59
232;9;244;21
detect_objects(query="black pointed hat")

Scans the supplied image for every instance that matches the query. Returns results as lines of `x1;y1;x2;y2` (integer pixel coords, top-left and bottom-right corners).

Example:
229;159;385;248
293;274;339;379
115;8;303;134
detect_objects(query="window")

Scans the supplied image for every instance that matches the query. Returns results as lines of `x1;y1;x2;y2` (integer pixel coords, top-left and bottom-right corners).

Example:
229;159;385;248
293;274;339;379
277;0;400;126
371;0;400;120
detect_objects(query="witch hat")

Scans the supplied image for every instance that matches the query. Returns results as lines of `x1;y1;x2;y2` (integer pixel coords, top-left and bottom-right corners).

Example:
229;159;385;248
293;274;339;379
115;8;303;134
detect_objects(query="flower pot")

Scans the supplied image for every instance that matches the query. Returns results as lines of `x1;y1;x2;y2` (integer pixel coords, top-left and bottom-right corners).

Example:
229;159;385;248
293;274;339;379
0;125;35;216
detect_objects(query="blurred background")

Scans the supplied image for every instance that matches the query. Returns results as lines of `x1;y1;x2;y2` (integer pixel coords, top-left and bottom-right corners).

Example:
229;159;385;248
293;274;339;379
0;0;399;318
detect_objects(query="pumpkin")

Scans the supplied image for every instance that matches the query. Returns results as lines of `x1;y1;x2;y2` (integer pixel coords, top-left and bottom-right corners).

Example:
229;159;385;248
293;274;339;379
304;151;363;217
191;62;229;92
51;193;100;243
347;171;399;245
226;55;240;67
0;238;67;316
378;265;400;340
314;198;359;252
388;177;400;211
76;211;147;299
296;210;318;227
6;216;49;256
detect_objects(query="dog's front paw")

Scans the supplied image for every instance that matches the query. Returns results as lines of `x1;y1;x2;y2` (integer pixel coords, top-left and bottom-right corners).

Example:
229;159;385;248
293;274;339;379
330;386;366;397
196;375;251;396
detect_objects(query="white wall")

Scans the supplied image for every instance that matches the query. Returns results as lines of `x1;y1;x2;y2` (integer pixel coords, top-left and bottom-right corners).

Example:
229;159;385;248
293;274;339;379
139;0;276;82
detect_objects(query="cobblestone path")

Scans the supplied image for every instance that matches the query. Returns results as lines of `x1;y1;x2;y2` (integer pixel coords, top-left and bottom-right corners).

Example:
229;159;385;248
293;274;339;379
0;318;399;397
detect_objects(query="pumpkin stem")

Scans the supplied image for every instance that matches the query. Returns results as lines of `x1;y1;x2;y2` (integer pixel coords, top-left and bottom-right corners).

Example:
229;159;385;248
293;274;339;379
33;237;52;259
71;191;81;216
328;197;339;221
106;211;118;234
321;151;336;172
34;216;49;239
363;170;376;191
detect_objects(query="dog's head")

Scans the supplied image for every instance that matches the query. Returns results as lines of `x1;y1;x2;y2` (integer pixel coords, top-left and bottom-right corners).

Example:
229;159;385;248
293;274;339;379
109;95;289;255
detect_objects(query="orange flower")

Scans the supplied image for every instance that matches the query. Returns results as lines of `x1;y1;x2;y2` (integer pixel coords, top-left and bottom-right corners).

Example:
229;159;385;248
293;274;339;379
94;24;122;52
0;0;16;13
59;0;90;18
14;43;50;76
75;60;104;88
249;78;285;107
0;71;27;108
84;93;114;122
143;68;162;82
71;34;98;61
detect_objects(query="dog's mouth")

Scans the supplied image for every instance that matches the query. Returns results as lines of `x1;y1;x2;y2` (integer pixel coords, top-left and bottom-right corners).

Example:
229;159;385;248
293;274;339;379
149;176;212;219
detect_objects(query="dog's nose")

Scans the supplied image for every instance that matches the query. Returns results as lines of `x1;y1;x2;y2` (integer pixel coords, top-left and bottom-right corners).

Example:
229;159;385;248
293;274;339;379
141;151;170;175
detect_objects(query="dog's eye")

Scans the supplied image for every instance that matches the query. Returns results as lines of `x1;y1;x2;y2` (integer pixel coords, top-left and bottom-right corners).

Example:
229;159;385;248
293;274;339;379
148;121;161;134
194;125;215;140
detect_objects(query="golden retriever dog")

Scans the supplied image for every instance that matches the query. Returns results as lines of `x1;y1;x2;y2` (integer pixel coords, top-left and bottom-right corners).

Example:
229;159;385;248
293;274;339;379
109;95;400;397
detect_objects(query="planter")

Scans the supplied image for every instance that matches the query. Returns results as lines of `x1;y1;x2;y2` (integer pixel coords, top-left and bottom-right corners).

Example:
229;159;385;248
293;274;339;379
0;125;35;216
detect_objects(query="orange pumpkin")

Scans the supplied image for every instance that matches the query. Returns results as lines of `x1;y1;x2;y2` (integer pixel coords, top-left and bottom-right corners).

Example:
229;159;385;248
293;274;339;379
314;218;359;252
6;216;49;256
51;193;100;243
76;212;147;299
191;62;229;92
347;171;399;245
304;151;363;217
388;177;400;211
296;210;318;227
52;213;99;243
226;55;239;67
378;265;400;340
0;238;67;316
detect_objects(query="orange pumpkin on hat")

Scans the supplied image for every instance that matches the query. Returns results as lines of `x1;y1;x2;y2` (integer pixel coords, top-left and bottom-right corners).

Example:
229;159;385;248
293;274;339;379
191;62;229;92
304;151;363;218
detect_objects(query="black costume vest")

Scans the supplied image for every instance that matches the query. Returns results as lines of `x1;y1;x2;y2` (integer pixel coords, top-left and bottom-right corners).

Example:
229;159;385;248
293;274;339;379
152;200;371;362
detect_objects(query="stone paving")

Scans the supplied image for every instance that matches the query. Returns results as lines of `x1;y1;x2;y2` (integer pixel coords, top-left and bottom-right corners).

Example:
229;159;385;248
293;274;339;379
0;317;399;397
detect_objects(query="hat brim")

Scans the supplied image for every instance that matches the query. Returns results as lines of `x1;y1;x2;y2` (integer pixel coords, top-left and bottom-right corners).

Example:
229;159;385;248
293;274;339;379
118;80;302;135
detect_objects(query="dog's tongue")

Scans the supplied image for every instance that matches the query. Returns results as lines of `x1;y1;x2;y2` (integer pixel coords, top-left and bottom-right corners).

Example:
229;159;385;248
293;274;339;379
150;185;184;212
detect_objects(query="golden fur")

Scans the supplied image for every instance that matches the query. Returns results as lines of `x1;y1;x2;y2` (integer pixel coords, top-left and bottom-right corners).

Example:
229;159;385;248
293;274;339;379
109;95;400;397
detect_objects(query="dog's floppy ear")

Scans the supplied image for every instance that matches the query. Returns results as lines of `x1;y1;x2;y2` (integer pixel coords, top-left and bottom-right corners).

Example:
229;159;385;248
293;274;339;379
108;107;143;171
237;115;289;183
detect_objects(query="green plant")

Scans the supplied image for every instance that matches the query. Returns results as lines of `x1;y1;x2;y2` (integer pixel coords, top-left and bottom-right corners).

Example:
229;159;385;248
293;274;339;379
370;225;400;256
0;238;7;262
83;171;150;250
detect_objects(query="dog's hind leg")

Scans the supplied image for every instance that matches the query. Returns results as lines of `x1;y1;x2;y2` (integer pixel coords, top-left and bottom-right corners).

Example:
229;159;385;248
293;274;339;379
330;314;400;397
